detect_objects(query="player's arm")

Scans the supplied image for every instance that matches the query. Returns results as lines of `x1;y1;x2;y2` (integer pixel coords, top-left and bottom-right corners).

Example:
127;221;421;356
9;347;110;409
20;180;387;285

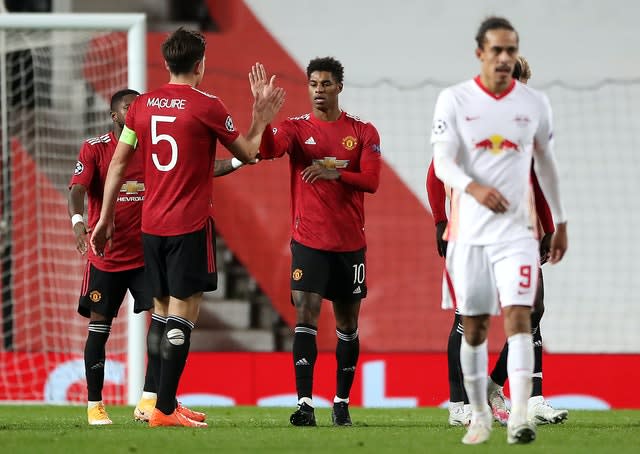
432;142;509;214
90;128;136;256
532;94;567;264
258;123;290;159
68;144;94;255
213;157;259;178
531;165;554;263
335;127;381;193
426;159;448;257
68;184;88;255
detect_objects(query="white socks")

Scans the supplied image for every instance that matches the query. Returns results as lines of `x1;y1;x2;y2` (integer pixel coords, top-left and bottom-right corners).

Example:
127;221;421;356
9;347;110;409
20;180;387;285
460;338;489;419
507;333;534;424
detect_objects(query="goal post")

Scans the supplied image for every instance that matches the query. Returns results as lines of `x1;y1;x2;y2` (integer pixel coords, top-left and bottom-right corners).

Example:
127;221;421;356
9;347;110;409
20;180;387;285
0;13;146;405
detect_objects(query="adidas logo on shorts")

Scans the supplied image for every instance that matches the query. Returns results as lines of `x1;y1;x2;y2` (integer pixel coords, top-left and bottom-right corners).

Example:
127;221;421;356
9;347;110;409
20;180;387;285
353;286;362;294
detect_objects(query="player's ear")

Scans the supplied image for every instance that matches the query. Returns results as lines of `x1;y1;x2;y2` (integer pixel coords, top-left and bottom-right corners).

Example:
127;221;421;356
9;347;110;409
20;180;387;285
164;60;170;72
194;59;203;75
110;111;118;123
475;47;482;60
337;82;343;93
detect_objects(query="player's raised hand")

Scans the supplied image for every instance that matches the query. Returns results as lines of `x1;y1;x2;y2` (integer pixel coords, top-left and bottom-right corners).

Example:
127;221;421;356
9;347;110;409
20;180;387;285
73;221;89;255
249;63;276;100
90;217;114;257
253;85;285;125
466;181;510;213
548;223;568;264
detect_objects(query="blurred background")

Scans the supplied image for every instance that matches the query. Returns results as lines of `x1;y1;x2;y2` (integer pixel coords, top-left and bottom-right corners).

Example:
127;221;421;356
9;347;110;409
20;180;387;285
0;0;638;408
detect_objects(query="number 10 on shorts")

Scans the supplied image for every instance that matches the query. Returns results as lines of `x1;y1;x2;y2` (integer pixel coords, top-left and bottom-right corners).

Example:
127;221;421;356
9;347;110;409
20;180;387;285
353;263;365;284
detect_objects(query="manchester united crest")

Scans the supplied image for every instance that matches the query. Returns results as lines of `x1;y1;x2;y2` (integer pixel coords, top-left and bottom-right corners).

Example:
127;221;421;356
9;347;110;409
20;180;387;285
89;290;102;303
342;136;358;151
292;269;303;281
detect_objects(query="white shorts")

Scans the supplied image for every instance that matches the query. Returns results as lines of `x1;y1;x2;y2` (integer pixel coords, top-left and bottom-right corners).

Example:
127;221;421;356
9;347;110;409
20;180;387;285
444;237;539;316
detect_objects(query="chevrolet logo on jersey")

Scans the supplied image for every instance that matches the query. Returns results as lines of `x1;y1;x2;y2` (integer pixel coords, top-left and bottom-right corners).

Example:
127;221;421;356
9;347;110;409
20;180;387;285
313;157;349;169
120;181;145;194
474;135;519;155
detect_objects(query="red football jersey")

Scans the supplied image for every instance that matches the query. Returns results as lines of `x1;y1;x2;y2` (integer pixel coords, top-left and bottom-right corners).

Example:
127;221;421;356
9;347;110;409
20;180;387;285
261;111;381;252
70;131;145;271
125;84;239;235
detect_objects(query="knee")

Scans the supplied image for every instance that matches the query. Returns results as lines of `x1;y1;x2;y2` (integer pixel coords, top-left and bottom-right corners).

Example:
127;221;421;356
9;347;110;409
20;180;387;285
292;292;321;324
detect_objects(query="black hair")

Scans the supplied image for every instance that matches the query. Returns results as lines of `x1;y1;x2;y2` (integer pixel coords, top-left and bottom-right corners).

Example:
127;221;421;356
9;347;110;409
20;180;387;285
475;16;518;49
162;27;206;75
110;89;139;112
306;57;344;84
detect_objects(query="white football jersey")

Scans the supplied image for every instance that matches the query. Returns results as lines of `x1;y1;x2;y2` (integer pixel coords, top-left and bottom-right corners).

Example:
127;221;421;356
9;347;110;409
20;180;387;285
430;77;553;245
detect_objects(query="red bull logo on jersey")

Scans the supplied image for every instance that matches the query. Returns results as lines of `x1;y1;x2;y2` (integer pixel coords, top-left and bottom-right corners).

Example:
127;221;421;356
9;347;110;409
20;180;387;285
474;135;519;155
313;157;349;169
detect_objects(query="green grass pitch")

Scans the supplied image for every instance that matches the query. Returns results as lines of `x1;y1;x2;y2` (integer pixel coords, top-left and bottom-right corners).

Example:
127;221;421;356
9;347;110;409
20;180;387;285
0;406;639;453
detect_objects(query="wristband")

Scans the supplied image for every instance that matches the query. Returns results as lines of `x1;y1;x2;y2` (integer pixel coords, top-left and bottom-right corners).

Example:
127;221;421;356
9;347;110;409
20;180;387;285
71;214;84;227
231;157;244;169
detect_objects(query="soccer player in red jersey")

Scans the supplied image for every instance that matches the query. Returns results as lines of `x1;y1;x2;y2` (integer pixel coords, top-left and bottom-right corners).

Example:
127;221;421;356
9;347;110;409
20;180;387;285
90;28;284;428
252;57;382;426
69;89;154;425
70;90;257;426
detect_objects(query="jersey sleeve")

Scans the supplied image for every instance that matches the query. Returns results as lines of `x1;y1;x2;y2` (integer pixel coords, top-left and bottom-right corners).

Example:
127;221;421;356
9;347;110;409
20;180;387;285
260;120;294;159
532;93;567;223
430;89;459;146
69;141;96;189
339;123;381;193
531;165;555;234
203;98;241;147
426;159;448;225
534;93;553;150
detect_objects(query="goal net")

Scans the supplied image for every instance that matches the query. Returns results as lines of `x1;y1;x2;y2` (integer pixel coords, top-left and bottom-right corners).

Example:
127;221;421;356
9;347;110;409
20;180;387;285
0;14;146;404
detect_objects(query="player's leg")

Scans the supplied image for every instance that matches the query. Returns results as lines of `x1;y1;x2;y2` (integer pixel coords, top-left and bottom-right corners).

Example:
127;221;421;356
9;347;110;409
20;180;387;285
78;264;128;425
290;290;322;426
128;267;163;422
448;242;495;444
145;222;215;428
289;240;329;426
527;269;569;424
487;338;509;426
494;238;538;444
447;311;471;426
328;247;366;426
331;298;361;426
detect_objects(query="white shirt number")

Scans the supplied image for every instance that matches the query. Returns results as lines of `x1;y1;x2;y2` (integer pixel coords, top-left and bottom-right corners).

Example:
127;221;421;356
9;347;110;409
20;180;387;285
151;115;178;171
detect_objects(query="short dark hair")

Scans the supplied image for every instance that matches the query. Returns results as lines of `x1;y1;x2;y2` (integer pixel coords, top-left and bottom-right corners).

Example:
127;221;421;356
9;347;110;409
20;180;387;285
306;57;344;84
475;16;518;49
110;89;139;112
162;27;206;75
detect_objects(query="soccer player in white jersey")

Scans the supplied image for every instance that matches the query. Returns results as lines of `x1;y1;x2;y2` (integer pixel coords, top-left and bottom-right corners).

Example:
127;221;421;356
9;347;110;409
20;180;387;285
431;17;568;445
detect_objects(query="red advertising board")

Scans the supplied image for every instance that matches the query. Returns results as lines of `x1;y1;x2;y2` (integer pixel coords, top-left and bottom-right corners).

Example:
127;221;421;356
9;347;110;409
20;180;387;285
1;352;638;409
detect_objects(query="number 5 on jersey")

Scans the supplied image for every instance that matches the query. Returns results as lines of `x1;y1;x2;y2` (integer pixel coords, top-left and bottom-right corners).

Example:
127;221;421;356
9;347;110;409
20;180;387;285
151;115;177;171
